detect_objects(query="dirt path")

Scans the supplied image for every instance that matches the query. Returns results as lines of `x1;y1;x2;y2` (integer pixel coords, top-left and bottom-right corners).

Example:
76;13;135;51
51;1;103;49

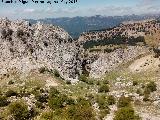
129;55;160;73
45;77;58;87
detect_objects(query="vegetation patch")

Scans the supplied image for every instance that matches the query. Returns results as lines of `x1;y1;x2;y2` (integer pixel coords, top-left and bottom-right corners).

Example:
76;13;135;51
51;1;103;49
114;107;140;120
9;101;30;120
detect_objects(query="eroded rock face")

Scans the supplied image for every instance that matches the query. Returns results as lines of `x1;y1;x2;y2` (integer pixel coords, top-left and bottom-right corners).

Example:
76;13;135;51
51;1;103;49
0;18;81;82
90;46;149;78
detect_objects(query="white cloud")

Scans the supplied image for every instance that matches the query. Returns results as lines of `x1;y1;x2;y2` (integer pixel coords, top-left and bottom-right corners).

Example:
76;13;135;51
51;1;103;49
23;9;35;13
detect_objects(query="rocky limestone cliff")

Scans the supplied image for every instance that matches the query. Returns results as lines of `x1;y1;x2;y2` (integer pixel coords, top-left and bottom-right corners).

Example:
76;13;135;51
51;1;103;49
0;18;81;82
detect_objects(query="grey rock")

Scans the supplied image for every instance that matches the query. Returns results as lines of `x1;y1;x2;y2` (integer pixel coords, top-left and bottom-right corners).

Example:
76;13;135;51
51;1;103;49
0;18;81;82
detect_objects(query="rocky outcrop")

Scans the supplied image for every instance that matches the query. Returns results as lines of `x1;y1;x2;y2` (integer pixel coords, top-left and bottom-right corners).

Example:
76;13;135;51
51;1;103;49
0;18;157;81
0;18;81;82
90;46;149;78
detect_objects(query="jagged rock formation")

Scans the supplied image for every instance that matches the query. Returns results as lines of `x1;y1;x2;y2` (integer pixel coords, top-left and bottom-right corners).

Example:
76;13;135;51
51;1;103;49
0;18;81;82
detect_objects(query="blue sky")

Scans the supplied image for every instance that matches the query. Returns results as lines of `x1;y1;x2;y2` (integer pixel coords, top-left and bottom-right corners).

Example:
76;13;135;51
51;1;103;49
0;0;160;19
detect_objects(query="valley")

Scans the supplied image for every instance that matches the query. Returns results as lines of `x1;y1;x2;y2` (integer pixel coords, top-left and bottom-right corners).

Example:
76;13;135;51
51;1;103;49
0;17;160;120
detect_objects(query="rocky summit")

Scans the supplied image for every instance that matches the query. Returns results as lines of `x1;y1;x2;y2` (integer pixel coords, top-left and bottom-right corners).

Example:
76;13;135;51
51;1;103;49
0;18;81;82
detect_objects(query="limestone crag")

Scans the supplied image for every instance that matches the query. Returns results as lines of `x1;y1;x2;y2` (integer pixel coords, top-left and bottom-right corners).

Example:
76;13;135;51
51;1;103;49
0;18;81;82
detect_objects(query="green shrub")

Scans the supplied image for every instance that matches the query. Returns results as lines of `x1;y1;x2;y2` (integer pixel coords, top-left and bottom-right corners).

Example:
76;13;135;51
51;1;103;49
134;100;142;106
96;95;108;109
96;81;101;85
107;95;116;105
1;29;13;39
65;98;95;120
99;109;110;120
8;80;14;85
103;80;109;84
86;79;94;85
0;96;9;107
35;94;48;103
54;69;60;77
133;81;138;86
46;97;95;120
146;81;157;92
66;80;71;84
136;89;143;96
114;107;140;120
9;101;30;120
17;29;24;38
0;90;2;95
48;94;68;109
5;90;18;97
141;84;145;89
39;67;47;73
79;74;94;85
66;104;96;120
89;49;101;52
49;87;60;98
117;96;131;108
143;94;150;102
41;111;54;120
66;98;75;105
82;69;90;77
1;29;7;39
35;101;44;109
47;103;95;120
79;74;88;82
98;85;109;93
143;87;151;95
86;94;94;101
76;97;92;107
8;29;13;36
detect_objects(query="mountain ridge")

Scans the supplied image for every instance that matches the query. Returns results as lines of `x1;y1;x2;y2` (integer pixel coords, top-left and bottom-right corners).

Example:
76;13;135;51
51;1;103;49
25;14;160;38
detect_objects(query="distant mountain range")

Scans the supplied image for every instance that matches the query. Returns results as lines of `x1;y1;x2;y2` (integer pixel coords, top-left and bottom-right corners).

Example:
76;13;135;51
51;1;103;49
25;14;160;38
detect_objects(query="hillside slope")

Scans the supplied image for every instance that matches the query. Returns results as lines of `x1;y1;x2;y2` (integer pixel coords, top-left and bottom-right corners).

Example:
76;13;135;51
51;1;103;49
79;19;160;78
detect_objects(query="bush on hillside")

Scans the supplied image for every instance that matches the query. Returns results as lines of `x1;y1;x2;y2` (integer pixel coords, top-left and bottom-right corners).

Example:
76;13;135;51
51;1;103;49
5;90;18;97
54;69;60;78
96;95;108;109
146;81;157;92
79;74;88;83
43;97;95;120
107;95;116;105
133;81;138;86
17;29;24;38
65;98;95;120
98;85;109;93
9;102;30;120
0;96;9;107
103;79;109;84
39;67;46;73
114;107;140;120
117;96;131;108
